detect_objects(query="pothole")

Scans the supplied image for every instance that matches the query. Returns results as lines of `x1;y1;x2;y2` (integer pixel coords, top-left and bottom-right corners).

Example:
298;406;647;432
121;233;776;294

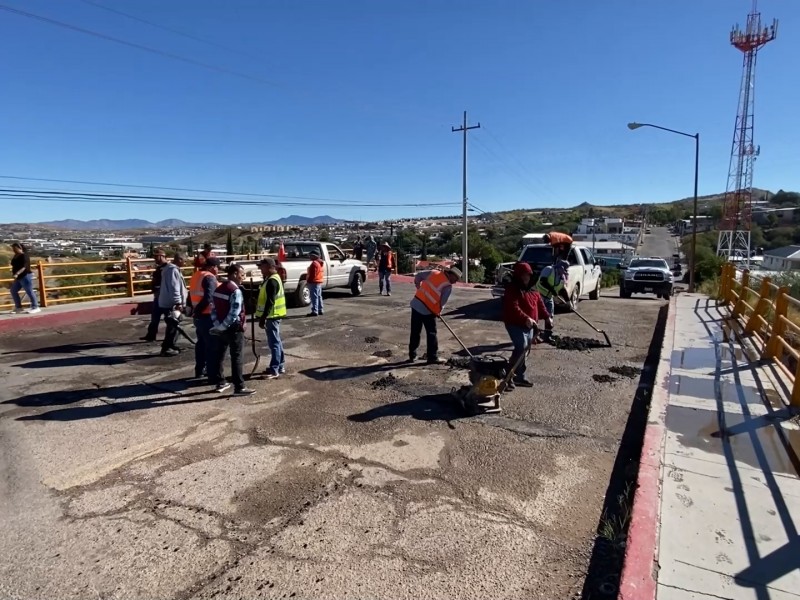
592;374;616;384
372;349;393;358
371;374;398;389
364;336;379;344
547;336;607;351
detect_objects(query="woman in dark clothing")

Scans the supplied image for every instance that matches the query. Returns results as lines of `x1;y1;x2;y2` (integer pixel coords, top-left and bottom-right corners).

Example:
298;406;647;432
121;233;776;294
501;262;552;389
9;243;40;314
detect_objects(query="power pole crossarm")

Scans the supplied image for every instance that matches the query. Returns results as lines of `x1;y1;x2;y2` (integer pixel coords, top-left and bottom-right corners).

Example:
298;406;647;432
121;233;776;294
452;110;480;283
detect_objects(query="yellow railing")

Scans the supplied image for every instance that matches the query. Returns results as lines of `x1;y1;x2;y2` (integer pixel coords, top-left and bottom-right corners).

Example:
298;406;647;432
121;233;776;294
0;253;276;311
719;263;800;406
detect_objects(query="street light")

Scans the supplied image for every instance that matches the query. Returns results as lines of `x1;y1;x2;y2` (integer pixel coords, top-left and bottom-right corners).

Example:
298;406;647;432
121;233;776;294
627;122;700;293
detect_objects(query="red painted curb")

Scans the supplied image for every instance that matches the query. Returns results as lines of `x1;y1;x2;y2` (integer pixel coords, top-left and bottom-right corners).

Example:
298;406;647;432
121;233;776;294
366;273;491;289
618;294;676;600
0;300;150;334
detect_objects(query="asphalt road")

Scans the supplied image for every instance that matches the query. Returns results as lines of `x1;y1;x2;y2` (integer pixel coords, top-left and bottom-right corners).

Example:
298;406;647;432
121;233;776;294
639;226;681;263
0;281;667;600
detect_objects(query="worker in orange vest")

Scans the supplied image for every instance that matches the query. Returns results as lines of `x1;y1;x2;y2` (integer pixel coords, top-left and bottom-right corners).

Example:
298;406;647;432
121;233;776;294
408;266;462;364
187;256;219;379
307;250;325;317
378;242;394;296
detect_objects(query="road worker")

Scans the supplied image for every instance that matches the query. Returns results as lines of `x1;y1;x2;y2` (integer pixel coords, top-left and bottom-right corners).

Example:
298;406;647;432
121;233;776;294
537;259;570;337
255;258;287;379
187;256;219;379
209;263;255;395
378;243;394;296
306;250;325;316
158;252;187;357
408;266;461;364
503;262;553;389
141;248;167;341
365;236;377;270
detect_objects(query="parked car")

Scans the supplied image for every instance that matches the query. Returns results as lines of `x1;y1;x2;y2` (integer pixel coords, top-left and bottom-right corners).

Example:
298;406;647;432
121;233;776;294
492;238;603;310
238;242;366;307
619;257;673;300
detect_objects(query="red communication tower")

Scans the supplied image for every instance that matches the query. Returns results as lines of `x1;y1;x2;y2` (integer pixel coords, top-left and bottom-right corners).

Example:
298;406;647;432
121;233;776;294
717;0;777;264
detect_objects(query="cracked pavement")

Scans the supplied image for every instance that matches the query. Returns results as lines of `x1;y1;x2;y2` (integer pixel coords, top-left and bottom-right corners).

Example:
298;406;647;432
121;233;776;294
0;282;665;599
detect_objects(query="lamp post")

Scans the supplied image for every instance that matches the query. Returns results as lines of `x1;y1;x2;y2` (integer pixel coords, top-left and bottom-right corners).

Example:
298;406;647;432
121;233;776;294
627;122;700;293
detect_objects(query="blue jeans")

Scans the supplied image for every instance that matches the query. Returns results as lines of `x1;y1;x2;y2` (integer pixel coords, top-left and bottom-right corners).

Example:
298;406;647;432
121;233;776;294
542;296;555;320
308;283;323;315
266;318;285;375
506;325;534;381
379;269;392;294
10;274;39;310
194;316;214;377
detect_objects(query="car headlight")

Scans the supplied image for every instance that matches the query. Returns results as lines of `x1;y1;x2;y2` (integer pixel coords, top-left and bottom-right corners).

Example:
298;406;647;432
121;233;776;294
624;270;634;279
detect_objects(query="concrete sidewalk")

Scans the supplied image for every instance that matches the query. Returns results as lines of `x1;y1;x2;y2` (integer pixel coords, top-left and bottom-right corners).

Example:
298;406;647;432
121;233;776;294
624;293;800;599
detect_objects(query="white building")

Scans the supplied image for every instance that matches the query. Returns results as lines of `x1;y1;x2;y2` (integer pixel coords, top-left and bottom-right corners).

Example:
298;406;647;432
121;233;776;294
762;246;800;271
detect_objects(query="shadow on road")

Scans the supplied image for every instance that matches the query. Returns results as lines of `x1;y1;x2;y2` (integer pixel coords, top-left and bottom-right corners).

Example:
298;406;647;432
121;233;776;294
299;361;418;382
0;341;130;356
6;378;218;421
444;299;501;321
348;392;465;425
15;354;154;369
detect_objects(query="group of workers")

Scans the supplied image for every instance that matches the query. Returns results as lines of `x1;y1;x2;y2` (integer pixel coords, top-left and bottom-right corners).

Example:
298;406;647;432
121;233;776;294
142;236;571;394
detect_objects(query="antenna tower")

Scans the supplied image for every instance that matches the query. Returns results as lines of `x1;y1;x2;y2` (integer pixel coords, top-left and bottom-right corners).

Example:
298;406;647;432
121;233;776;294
717;0;777;265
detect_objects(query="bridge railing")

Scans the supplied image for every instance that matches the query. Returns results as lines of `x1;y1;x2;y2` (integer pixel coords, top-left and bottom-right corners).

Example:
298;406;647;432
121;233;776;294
0;253;276;311
719;262;800;406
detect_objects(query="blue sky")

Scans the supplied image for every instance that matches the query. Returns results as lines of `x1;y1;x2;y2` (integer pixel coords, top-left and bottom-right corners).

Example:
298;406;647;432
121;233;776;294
0;0;797;224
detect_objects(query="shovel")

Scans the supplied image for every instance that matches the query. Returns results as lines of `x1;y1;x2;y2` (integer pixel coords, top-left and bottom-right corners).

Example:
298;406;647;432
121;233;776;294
437;314;474;358
555;297;612;347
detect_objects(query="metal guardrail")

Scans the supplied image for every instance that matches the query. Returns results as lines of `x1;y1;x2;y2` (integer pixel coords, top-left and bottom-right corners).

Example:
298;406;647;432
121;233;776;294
719;263;800;406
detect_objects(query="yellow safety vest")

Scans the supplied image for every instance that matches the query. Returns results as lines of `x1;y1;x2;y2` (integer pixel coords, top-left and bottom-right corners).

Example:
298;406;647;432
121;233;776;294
536;267;565;298
256;273;287;319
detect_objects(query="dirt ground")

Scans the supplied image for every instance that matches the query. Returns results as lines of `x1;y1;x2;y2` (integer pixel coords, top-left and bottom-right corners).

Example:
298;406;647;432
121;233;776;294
0;282;665;600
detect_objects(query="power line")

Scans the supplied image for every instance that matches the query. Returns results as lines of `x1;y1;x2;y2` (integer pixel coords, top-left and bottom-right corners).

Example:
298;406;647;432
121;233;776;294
0;4;287;89
78;0;266;62
471;134;547;201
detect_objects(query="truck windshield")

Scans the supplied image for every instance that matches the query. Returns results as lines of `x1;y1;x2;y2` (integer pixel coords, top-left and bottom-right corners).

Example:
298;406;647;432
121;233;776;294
283;244;320;259
630;259;668;269
519;246;554;265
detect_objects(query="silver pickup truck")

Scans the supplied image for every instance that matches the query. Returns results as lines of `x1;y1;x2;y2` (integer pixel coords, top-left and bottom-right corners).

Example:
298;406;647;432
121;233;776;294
239;241;366;307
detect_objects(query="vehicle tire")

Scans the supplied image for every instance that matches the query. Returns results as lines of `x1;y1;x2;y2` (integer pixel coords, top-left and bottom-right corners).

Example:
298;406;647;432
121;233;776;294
295;281;311;307
568;285;580;311
350;272;364;296
619;286;631;299
589;280;601;300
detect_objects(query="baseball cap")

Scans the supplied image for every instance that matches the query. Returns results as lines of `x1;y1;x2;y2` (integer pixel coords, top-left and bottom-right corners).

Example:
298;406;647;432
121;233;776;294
258;258;276;267
204;257;220;268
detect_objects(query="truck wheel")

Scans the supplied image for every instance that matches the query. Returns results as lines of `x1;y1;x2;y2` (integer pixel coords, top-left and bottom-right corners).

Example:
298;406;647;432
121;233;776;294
350;272;364;296
619;287;631;299
568;285;579;311
589;280;601;300
295;281;311;307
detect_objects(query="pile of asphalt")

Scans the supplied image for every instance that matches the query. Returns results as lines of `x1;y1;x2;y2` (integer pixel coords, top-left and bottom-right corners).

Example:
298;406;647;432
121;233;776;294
546;335;608;351
371;373;398;389
364;336;380;344
609;365;642;379
372;349;393;358
446;356;472;369
592;374;616;383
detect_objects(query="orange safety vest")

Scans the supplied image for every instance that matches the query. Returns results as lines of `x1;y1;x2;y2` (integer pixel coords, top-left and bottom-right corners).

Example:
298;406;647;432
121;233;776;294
379;251;394;270
546;231;573;246
307;259;324;284
414;270;450;315
189;270;213;315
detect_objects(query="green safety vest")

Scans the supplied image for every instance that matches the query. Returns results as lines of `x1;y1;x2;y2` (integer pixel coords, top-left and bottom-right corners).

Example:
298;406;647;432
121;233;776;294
536;267;565;298
256;273;287;319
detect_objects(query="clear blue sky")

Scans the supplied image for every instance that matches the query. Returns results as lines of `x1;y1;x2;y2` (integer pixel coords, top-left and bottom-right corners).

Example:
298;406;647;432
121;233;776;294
0;0;797;224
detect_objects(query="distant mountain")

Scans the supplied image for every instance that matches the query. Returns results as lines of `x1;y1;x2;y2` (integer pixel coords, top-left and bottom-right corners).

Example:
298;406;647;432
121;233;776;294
268;215;341;226
35;218;218;230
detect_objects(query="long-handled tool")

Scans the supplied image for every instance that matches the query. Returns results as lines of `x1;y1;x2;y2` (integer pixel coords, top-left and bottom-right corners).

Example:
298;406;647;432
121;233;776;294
437;314;474;358
498;333;535;393
556;298;612;347
249;276;262;375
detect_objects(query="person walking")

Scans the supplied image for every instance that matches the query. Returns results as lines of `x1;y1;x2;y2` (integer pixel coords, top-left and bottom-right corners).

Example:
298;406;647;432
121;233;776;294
9;243;40;314
187;256;219;379
306;250;325;316
141;248;167;341
536;259;570;339
378;242;394;296
353;237;364;261
365;236;377;270
209;264;255;395
408;267;461;364
158;253;187;357
255;258;287;380
503;262;553;389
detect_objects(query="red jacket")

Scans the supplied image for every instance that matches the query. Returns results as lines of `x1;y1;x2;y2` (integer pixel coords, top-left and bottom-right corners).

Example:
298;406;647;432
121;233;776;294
502;263;548;328
307;259;324;284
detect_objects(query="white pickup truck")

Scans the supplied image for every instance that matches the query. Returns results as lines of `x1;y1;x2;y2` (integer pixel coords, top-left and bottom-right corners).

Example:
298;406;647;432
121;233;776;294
491;239;603;310
239;241;366;307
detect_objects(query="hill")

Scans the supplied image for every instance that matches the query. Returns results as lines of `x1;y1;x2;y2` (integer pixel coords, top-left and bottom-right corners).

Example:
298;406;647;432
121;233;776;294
34;218;218;230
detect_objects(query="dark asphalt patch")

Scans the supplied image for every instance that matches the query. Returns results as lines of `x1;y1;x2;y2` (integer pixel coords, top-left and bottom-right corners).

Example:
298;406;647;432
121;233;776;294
592;374;616;384
547;335;607;351
446;356;471;369
364;336;379;344
372;349;393;358
609;365;642;379
371;373;398;389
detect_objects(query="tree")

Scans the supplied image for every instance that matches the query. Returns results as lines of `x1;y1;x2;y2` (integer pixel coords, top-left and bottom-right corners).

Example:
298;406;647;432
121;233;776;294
186;240;195;255
226;229;234;256
148;242;155;257
319;229;331;242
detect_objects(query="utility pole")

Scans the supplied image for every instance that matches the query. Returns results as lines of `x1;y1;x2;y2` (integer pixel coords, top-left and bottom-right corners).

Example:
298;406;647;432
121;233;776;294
452;110;480;283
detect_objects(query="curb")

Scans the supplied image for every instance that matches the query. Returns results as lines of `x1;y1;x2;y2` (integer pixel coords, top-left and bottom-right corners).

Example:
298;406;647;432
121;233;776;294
0;300;150;334
617;293;676;599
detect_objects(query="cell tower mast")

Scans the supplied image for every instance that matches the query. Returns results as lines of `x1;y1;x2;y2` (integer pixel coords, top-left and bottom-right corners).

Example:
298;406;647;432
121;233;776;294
717;0;777;265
